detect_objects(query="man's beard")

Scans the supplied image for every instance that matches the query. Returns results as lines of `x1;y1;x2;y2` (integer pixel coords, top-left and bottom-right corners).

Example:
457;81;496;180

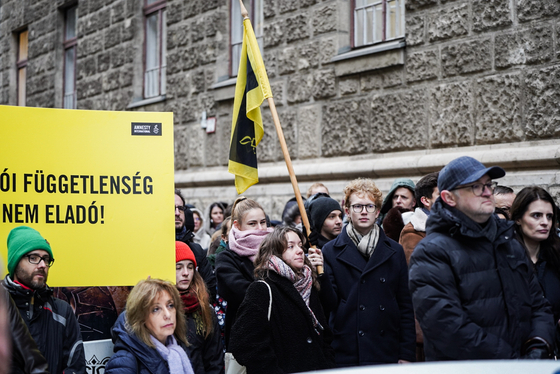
15;267;48;290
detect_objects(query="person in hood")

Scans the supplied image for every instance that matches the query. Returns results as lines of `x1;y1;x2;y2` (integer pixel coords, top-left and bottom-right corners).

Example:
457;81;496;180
380;179;416;216
399;172;439;264
2;226;85;374
409;156;555;360
105;278;194;374
175;189;217;299
191;208;212;251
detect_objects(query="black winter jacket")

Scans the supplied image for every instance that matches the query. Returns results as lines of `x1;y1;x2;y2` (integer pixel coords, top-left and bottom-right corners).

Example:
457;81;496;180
230;272;334;374
3;276;85;374
185;308;224;374
215;249;255;349
409;199;555;360
177;228;217;300
321;227;416;366
2;286;49;374
105;312;190;374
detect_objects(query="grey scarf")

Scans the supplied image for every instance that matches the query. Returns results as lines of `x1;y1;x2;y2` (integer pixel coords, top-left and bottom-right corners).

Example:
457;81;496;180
346;222;380;259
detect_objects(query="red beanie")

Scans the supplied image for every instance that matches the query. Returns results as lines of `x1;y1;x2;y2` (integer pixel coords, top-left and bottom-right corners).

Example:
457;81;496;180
175;241;197;267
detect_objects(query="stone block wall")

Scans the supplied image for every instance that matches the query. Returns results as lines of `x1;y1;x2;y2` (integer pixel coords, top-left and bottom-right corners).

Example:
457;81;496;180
1;0;559;219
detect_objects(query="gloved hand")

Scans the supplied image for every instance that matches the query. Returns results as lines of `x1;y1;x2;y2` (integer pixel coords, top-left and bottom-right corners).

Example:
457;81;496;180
521;337;552;359
308;228;319;247
521;348;550;360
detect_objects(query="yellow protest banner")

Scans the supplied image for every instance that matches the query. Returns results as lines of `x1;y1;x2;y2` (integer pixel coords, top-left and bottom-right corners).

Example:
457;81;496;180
0;105;175;287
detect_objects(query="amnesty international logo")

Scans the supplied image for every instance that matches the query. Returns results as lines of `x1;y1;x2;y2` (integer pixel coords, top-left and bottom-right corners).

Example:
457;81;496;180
131;122;162;136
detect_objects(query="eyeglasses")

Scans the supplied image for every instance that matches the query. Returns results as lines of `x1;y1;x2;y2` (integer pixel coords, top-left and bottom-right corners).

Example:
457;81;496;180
24;254;54;267
452;181;498;197
351;204;376;213
175;205;186;212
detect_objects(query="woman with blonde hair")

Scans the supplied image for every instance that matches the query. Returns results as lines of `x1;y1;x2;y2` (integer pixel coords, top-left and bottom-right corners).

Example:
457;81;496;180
105;278;194;374
215;196;272;348
175;241;224;374
229;226;334;373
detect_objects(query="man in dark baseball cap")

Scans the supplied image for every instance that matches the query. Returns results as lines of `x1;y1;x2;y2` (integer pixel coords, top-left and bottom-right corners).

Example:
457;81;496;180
409;156;554;361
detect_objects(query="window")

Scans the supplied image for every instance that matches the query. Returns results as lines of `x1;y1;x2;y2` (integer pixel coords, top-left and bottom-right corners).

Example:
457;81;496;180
17;30;28;106
230;0;263;76
63;5;78;109
353;0;404;48
144;0;166;99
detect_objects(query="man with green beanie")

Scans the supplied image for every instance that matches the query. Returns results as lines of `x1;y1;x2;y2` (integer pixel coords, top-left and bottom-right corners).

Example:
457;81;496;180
2;226;86;374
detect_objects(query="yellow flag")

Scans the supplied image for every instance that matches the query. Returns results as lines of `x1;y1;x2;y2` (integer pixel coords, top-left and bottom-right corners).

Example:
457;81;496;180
228;18;272;194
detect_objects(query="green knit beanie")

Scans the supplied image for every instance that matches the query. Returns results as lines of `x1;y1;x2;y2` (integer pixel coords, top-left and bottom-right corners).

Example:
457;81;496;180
7;226;53;277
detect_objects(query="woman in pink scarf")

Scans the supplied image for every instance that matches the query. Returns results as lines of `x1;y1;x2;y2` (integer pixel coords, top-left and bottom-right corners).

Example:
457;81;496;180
215;197;272;349
229;226;334;373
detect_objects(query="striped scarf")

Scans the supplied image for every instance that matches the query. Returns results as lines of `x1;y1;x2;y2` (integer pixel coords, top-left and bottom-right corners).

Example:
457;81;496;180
266;256;322;330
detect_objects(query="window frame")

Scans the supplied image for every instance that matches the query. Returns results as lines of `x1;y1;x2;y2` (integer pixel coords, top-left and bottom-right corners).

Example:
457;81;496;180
17;29;28;106
229;0;263;77
63;5;78;109
351;0;405;49
143;0;167;99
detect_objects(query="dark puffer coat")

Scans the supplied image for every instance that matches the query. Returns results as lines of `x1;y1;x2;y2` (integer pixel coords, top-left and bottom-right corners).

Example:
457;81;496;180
409;199;555;360
105;312;191;374
321;227;416;366
3;276;85;374
229;272;334;374
215;249;255;349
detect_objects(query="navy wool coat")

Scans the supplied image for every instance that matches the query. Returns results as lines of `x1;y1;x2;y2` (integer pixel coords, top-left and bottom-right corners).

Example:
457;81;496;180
321;226;416;367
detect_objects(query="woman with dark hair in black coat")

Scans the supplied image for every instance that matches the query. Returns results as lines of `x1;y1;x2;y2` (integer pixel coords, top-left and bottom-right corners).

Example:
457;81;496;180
229;226;334;374
511;186;560;341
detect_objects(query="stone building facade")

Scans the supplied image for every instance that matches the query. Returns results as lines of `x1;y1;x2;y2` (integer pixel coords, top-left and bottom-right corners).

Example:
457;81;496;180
1;0;559;220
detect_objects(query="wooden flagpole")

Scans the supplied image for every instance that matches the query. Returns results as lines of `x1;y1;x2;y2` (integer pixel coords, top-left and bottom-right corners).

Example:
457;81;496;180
238;0;323;274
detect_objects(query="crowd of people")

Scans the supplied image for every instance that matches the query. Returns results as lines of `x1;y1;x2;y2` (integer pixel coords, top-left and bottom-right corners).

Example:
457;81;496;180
2;155;560;373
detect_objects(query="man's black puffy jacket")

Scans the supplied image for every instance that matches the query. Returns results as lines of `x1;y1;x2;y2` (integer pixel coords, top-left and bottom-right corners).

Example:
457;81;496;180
409;199;555;360
3;276;85;374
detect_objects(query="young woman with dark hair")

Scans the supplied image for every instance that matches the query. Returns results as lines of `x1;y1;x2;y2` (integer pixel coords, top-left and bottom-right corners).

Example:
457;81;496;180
229;226;334;373
204;202;226;236
511;186;560;337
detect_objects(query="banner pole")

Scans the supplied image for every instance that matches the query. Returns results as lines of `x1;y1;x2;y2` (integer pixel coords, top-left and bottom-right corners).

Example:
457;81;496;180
267;97;323;274
238;0;323;274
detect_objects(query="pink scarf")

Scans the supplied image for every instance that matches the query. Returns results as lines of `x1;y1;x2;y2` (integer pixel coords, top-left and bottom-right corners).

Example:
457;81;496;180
228;226;272;261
